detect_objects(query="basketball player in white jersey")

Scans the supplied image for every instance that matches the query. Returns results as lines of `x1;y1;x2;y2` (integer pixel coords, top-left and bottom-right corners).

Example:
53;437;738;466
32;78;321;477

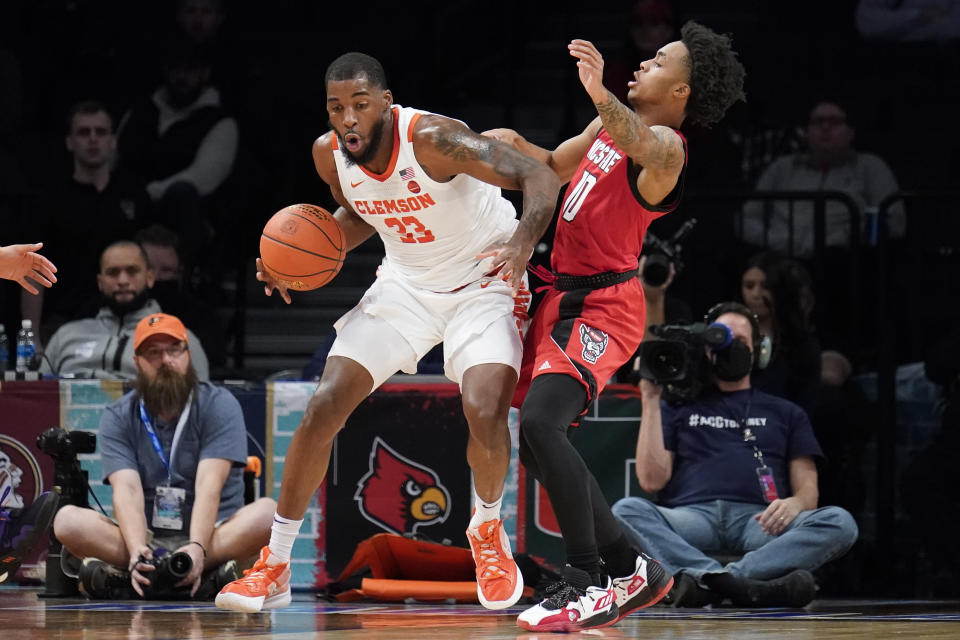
216;52;560;613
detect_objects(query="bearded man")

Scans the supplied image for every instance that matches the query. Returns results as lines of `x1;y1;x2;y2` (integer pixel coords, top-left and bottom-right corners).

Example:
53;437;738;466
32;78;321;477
40;241;210;380
52;313;275;600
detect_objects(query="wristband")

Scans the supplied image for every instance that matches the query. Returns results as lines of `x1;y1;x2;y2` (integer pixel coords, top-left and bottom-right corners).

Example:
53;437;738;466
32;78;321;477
188;540;207;556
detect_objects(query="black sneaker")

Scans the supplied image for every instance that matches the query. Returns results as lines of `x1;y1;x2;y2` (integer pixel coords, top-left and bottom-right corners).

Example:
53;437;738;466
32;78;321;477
728;569;817;608
79;559;139;600
663;572;724;608
0;491;59;583
611;553;674;620
517;565;619;632
194;560;241;601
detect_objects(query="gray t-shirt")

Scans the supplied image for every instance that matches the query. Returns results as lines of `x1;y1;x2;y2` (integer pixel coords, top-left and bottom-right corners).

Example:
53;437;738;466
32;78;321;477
99;381;247;534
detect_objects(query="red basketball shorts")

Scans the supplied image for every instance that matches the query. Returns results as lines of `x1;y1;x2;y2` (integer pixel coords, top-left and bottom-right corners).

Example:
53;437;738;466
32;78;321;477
512;278;646;412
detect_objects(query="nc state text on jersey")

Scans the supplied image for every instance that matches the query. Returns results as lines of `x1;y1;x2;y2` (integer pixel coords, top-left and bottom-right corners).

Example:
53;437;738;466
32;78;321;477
585;138;623;173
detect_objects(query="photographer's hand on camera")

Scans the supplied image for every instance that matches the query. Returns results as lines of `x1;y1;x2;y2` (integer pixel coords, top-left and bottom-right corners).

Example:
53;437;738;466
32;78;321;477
173;542;206;596
639;378;663;402
128;545;155;597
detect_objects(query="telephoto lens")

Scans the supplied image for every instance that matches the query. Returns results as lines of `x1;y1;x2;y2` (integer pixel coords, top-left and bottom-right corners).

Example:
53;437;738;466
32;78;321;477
642;253;671;286
167;552;193;579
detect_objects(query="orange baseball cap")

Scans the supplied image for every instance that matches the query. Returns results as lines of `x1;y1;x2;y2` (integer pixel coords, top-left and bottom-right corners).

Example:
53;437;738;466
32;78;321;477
133;313;189;351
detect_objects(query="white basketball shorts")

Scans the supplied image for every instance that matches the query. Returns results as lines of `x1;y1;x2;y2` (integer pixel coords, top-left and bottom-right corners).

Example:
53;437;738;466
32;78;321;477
327;264;529;391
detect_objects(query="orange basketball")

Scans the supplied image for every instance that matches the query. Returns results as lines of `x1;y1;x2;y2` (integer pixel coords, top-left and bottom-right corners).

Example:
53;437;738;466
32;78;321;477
259;204;345;291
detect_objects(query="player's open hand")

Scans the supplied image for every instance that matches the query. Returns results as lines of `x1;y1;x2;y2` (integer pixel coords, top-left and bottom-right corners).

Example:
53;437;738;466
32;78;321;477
476;241;528;295
255;257;292;304
568;39;607;103
0;243;58;294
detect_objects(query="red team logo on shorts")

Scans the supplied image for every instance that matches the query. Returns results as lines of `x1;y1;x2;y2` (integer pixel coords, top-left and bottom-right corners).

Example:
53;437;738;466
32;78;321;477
579;324;609;364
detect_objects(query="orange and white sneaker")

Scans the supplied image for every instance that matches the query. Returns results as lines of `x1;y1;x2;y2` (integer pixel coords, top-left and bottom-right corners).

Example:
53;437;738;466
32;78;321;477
466;519;524;609
215;546;291;613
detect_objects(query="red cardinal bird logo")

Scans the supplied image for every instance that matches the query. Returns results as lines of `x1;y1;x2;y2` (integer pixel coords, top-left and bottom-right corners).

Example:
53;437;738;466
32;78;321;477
354;437;451;535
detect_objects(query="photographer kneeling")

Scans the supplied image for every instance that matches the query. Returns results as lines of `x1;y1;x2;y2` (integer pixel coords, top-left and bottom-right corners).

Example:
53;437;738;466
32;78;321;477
612;302;858;607
52;313;276;600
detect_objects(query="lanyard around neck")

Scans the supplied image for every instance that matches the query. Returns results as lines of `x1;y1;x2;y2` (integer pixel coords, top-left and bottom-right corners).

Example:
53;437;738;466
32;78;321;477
139;392;193;482
721;388;768;467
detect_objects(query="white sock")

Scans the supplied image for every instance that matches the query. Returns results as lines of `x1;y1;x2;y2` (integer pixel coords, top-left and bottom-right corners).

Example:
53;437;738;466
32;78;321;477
469;492;503;531
268;514;303;564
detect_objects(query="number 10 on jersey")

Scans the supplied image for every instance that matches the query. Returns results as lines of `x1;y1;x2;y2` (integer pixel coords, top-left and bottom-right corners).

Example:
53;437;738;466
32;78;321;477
561;171;598;222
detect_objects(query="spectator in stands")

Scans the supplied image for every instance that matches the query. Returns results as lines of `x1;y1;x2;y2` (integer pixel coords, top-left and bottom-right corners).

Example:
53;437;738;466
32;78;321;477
40;241;210;380
612;302;858;607
738;99;904;257
117;36;238;274
22;101;154;343
136;224;227;369
739;251;821;418
52;312;275;600
901;327;960;596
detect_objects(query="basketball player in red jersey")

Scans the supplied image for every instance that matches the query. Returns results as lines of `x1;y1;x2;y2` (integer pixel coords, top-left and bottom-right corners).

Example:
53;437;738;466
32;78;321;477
485;22;745;631
216;53;560;613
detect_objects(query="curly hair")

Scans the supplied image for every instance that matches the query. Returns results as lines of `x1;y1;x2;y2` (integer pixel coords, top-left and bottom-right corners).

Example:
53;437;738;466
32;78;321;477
325;52;388;89
680;21;746;127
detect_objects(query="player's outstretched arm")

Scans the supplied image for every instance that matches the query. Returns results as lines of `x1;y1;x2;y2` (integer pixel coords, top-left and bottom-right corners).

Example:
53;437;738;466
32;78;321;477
569;39;685;201
0;243;57;294
482;118;601;184
413;115;561;292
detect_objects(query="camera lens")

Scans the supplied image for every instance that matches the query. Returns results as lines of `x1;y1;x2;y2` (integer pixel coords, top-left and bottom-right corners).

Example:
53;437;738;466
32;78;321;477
168;552;193;579
642;253;670;286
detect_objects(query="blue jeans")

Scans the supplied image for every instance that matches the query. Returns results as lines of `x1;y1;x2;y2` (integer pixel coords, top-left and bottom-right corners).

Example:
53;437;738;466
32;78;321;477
611;497;858;582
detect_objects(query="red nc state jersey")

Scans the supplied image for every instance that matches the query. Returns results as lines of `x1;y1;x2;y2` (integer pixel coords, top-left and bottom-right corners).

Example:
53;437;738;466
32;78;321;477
551;128;687;275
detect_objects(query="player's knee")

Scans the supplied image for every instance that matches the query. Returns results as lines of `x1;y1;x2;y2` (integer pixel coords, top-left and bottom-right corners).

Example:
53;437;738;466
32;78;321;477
519;411;565;450
52;505;84;545
462;395;508;432
301;394;347;440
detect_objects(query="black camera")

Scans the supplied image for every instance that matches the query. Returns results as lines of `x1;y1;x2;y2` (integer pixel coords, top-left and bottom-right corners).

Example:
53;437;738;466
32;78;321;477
635;322;729;403
642;218;697;286
37;427;98;598
36;428;96;510
139;549;194;599
79;548;193;600
36;427;97;462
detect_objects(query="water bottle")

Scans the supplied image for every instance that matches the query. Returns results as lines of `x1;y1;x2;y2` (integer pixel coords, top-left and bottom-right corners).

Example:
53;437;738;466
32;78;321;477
0;324;8;371
16;319;36;372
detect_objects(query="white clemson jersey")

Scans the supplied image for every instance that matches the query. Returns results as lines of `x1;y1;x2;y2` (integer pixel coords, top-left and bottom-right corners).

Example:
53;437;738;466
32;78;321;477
331;105;519;292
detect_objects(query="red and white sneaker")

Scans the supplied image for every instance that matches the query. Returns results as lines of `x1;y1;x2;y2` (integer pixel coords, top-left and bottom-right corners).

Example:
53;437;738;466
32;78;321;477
612;553;674;621
466;519;524;609
517;565;619;632
215;546;291;613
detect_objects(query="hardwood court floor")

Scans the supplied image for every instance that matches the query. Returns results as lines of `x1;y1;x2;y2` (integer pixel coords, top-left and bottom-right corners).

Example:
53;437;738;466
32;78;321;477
3;589;960;639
